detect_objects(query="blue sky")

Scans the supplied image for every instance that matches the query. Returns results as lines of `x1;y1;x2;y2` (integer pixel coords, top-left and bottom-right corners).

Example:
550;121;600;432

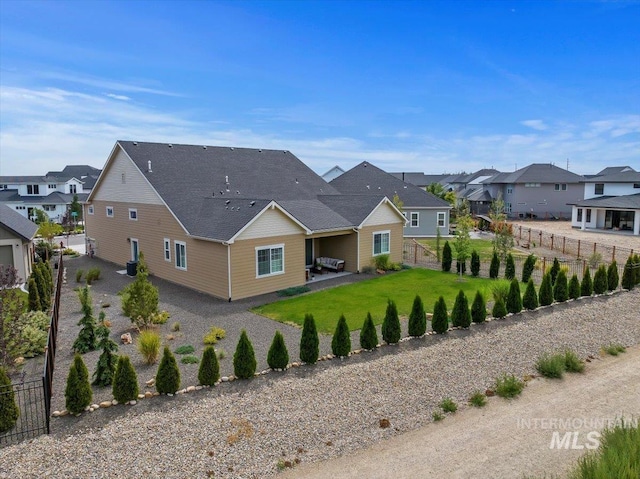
1;0;639;177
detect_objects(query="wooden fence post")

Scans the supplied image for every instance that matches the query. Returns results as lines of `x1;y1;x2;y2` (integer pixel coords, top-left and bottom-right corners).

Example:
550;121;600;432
562;236;566;255
593;242;597;255
612;246;616;263
528;229;531;244
551;234;554;251
414;244;417;264
539;231;543;247
542;257;546;274
577;240;581;258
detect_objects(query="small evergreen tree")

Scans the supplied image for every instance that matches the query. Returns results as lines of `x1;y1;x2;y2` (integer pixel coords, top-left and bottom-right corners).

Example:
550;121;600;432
489;252;500;279
522;278;539;310
112;355;138;403
553;270;569;303
73;286;98;354
33;264;49;312
539;272;554;306
549;257;561;285
119;252;160;328
299;313;319;364
442;241;452;272
593;265;608;294
65;354;92;414
233;330;257;379
38;262;53;301
504;253;515;280
431;296;449;334
470;250;480;277
381;300;401;344
471;291;486;323
0;366;19;432
522;254;536;283
156;346;181;393
621;256;635;291
568;274;581;300
331;315;351;357
28;277;41;312
359;312;378;350
451;290;471;328
198;346;220;386
408;295;426;337
607;261;619;292
581;266;593;296
92;314;118;386
267;331;290;369
492;296;507;318
506;279;522;313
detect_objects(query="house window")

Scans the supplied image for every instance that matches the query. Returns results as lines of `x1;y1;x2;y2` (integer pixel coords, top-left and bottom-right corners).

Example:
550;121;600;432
122;173;126;184
48;184;57;189
437;212;446;227
577;208;582;222
129;208;138;220
586;209;591;223
88;205;94;215
0;185;7;189
175;241;187;270
106;206;114;217
634;184;640;189
27;184;40;195
16;206;26;210
256;244;284;277
373;231;390;256
69;184;77;194
555;184;567;191
164;238;171;262
506;187;513;194
525;183;541;188
42;205;56;211
410;212;419;227
505;202;512;213
595;183;604;195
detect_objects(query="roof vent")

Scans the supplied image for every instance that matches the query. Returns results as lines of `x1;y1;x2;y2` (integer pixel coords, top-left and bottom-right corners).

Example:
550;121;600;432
259;149;262;152
295;178;299;184
230;147;234;151
236;190;240;194
225;175;229;184
225;200;230;205
366;184;370;189
168;144;173;148
203;146;207;149
363;162;368;167
147;160;152;172
133;141;138;146
403;185;407;188
249;201;255;207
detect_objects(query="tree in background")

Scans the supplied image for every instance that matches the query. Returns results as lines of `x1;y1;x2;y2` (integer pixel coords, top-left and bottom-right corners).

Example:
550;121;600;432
522;254;536;283
28;277;41;312
69;194;82;223
470;250;480;277
392;193;404;211
490;252;500;279
454;214;474;280
504;253;515;280
426;182;456;207
299;314;319;364
442;241;452;272
549;258;561;286
1;266;28;371
360;312;378;350
488;196;514;261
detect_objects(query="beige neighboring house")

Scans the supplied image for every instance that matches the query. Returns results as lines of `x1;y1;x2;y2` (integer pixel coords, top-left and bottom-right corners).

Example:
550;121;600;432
85;141;406;301
0;204;39;282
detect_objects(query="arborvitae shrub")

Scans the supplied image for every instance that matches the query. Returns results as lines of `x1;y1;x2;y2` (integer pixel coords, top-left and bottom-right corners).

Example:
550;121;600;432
331;315;351;357
442;241;452;272
0;366;19;433
581;267;593;296
621;256;635;291
549;257;561;285
593;265;608;294
607;261;619;291
431;296;449;334
92;318;118;387
33;265;49;312
451;290;471;328
112;355;138;403
470;250;480;277
28;277;41;312
156;346;181;393
408;295;426;337
471;291;486;323
381;300;401;344
506;279;523;313
360;312;378;350
489;252;500;279
73;286;97;354
523;278;539;310
505;253;515;280
233;330;257;379
522;254;536;283
539;272;554;306
65;354;92;414
299;314;319;364
267;331;290;369
198;346;220;386
568;274;580;300
553;270;569;303
492;297;507;318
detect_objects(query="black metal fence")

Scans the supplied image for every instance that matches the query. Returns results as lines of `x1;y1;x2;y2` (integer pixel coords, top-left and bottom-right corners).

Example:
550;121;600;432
1;254;63;447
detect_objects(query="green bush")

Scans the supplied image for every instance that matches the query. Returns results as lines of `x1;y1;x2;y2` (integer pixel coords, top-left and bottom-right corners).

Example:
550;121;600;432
536;353;566;379
119;252;160;328
451;290;471;328
277;286;311;297
439;397;457;413
553;270;569;303
581;266;593;296
495;373;525;398
198;346;220;386
607;261;619;291
112;355;138;403
33;265;49;312
73;286;97;354
86;267;101;285
470;250;480;277
506;279;522;314
374;254;391;271
539;272;554;306
491;281;510;304
564;350;585;373
28;277;41;312
442;241;452;272
233;330;257;379
621;256;635;290
359;312;379;350
137;329;161;365
174;345;195;355
471;290;486;323
156;346;181;393
432;410;444;422
92;320;118;387
331;315;351;357
602;343;626;356
203;326;226;345
569;274;581;300
180;355;199;364
0;366;19;433
408;295;426;337
522;278;538;310
16;311;48;358
522;254;536;283
381;299;401;344
549;257;561;285
504;253;515;280
431;296;449;334
492;296;507;318
300;313;319;364
267;331;290;369
469;391;487;408
171;321;181;332
593;265;608;294
65;354;92;414
489;252;500;279
75;269;84;283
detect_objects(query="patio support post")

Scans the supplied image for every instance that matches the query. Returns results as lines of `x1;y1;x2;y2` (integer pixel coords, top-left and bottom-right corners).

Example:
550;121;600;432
635;210;640;236
581;210;586;231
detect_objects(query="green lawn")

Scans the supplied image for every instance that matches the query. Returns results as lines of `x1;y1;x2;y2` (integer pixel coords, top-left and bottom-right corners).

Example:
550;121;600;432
419;238;526;261
252;269;508;333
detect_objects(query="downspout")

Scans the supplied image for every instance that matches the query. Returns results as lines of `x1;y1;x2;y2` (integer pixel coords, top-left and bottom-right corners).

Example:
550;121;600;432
353;227;360;273
225;242;232;302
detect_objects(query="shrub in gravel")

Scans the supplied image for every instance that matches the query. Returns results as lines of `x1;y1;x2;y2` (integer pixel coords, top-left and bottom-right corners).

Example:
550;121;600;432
408;295;426;337
439;397;457;413
569;274;581;300
471;290;486;323
86;267;101;285
203;326;226;345
0;366;19;433
581;266;593;297
442;241;452;272
431;296;449;334
112;355;138;403
268;331;290;369
470;250;480;277
381;299;401;344
156;346;181;393
92;316;118;387
469;391;487;408
300;313;319;364
549;257;561;286
432;410;444;422
504;253;515;281
73;286;97;354
75;269;84;283
621;256;635;291
593;265;608;295
233;330;257;379
536;353;565;379
359;312;378;350
538;272;554;306
65;354;92;414
137;329;161;365
28;277;41;312
119;252;160;329
553;270;569;303
522;254;536;283
451;290;471;328
198;346;220;386
492;296;507;319
180;355;199;364
331;315;351;357
522;278;539;310
602;343;626;356
174;345;195;355
506;279;522;314
607;261;619;292
564;350;585;373
495;373;524;398
489;252;500;279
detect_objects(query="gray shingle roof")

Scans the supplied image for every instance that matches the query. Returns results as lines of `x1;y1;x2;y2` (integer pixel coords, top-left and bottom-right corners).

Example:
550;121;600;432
317;195;390;226
594;166;636;176
279;199;352;231
582;171;640;183
0;205;38;240
568;193;640;209
484;163;584;184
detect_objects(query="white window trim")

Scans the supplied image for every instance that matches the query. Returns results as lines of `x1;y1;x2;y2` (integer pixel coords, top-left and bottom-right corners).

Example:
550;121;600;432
88;205;94;215
372;230;390;256
410;212;419;228
129;208;138;221
106;206;114;218
163;238;171;262
174;241;187;270
255;243;285;278
437;211;446;227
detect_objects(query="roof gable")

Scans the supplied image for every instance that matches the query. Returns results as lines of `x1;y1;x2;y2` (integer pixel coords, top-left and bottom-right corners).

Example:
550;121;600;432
0;205;38;240
485;163;584;184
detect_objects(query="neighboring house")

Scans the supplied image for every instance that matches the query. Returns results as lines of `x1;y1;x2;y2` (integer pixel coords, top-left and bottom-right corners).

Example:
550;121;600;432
445;168;501;215
0;164;99;223
0;204;38;282
568;167;640;235
482;163;584;219
85;141;406;301
389;172;449;190
321;165;345;182
330;162;451;237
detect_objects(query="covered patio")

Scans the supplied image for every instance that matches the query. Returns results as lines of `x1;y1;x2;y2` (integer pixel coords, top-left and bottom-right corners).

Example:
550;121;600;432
569;194;640;236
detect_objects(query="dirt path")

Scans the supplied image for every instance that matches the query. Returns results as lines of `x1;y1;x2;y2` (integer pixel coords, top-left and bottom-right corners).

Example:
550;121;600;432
281;346;640;479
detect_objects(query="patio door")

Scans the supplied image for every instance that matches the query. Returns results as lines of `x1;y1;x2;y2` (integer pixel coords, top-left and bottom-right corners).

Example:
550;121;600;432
130;238;139;262
305;238;314;267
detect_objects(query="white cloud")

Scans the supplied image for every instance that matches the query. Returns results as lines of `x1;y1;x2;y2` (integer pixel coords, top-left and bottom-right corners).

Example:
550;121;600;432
520;119;548;131
105;93;131;101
